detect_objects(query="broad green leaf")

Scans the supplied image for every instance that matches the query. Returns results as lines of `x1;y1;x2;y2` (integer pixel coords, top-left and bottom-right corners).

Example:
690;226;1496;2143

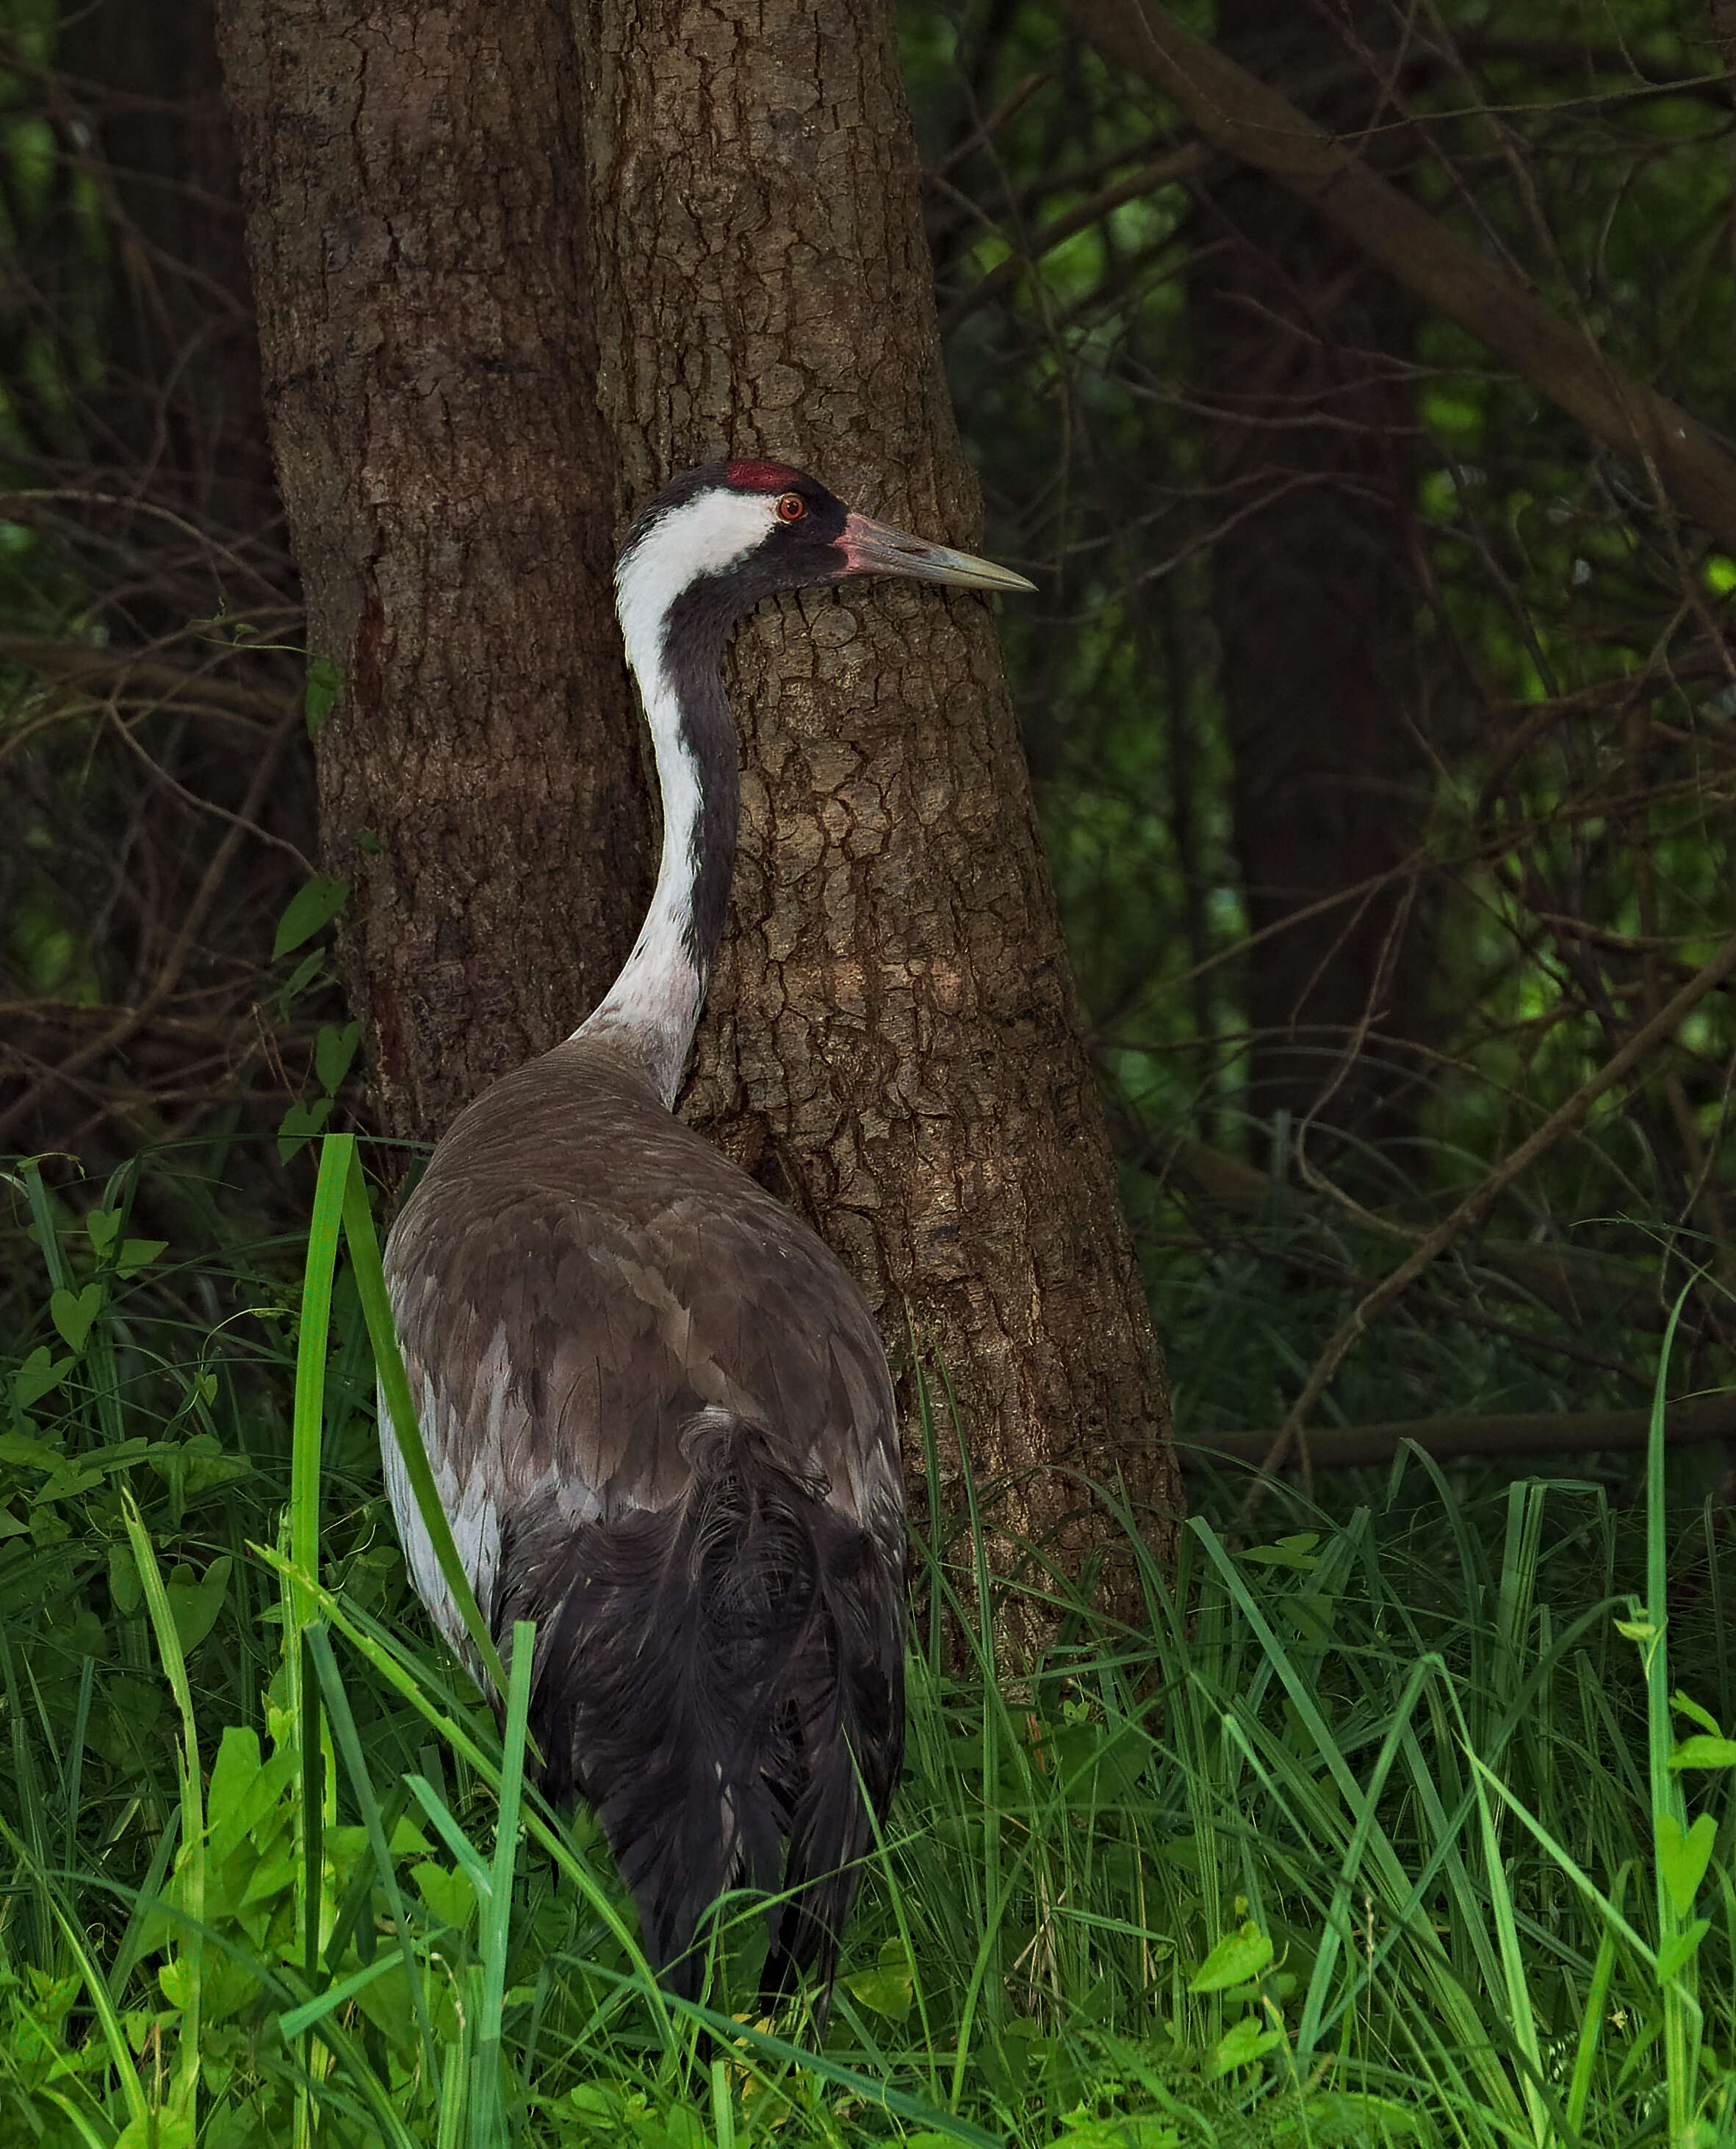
115;1238;168;1277
1669;1735;1736;1771
49;1281;103;1353
164;1555;231;1655
204;1727;262;1842
1300;2091;1426;2140
273;874;349;960
1672;1691;1721;1736
210;1746;298;1871
109;1541;142;1618
1209;2015;1282;2076
414;1861;476;1934
14;1346;73;1409
303;655;343;738
277;1096;333;1164
1241;1533;1320;1569
237;1845;299;1914
1190;1922;1274;1993
149;1433;248;1502
350;1958;415;2051
843;1937;915;2020
115;2114;194;2149
1050;1720;1148;1803
199;1951;262;2028
279;947;326;1004
1059;2121;1180;2148
842;1968;915;2020
314;1019;362;1093
1281;1592;1336;1645
1656;1918;1710;1986
1656;1810;1715;1917
84;1208;121;1258
0;1430;64;1472
630;2111;707;2149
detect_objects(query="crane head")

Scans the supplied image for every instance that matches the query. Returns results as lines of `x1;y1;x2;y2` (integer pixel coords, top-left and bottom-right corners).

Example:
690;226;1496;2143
616;460;1034;642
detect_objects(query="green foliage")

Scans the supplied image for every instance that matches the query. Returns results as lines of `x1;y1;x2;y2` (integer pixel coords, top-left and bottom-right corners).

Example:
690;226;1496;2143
0;1137;1735;2139
4;0;1736;2137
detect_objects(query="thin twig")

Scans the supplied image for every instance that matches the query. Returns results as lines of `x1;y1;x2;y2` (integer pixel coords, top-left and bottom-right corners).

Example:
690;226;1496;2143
944;143;1209;328
0;710;300;1148
1239;921;1736;1516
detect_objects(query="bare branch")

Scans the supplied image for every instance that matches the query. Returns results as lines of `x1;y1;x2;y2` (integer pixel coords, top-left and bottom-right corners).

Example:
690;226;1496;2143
1191;1392;1736;1472
1242;921;1736;1497
1056;0;1736;551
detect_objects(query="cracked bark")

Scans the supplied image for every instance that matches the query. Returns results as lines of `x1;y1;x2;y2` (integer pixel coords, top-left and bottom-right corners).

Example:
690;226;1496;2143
573;0;1178;1566
215;0;649;1142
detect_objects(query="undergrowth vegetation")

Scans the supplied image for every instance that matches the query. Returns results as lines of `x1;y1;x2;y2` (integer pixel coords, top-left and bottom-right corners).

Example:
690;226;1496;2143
1;1;1734;2141
1;1137;1732;2147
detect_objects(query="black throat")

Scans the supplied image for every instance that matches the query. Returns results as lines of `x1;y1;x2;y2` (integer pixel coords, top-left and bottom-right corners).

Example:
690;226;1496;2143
663;582;747;988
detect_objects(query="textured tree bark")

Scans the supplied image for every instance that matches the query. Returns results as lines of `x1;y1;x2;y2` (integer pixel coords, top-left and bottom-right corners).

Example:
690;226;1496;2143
572;0;1178;1562
1191;0;1432;1151
215;0;649;1143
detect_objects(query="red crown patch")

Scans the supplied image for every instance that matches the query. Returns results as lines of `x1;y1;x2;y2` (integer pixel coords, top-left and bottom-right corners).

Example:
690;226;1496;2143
726;458;805;492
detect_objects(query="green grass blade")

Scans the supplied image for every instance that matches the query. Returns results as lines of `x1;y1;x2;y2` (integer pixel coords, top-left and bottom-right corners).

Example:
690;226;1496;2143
337;1139;512;1705
305;1621;439;2081
1563;1882;1624;2137
293;1133;350;1632
120;1491;204;2128
1465;1731;1549;2144
258;1544;674;2035
278;1951;408;2040
289;1136;352;2149
404;1773;495;1904
1641;1277;1704;2142
472;1618;536;2149
586;1966;1006;2147
0;1813;151;2137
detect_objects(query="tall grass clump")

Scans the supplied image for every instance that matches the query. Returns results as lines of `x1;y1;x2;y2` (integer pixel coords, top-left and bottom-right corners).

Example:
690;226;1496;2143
0;1132;1732;2145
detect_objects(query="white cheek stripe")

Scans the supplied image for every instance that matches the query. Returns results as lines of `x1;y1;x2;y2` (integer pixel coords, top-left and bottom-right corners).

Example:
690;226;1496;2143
613;489;779;666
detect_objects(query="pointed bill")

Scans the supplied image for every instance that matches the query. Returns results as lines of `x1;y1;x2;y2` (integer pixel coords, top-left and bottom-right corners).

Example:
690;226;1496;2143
838;511;1036;593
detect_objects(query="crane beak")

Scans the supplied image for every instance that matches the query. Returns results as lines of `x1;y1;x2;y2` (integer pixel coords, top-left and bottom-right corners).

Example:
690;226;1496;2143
837;511;1037;594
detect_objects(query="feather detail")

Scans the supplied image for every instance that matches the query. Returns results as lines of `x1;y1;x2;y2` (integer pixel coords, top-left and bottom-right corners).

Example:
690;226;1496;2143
383;1041;905;2004
494;1409;902;2001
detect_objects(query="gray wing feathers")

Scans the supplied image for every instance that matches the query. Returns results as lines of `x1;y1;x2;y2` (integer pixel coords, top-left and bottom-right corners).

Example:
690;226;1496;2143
381;1048;904;1647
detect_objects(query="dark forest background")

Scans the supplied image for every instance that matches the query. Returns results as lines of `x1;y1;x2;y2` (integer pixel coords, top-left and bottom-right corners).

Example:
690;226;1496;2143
1;4;1735;2142
3;0;1734;1486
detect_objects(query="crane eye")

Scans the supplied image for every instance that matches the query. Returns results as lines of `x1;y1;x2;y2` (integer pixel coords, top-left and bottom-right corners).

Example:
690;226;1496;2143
775;492;806;524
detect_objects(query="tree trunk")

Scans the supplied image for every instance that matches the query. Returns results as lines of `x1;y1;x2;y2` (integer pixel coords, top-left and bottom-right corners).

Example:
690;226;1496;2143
1192;0;1432;1157
215;0;649;1144
572;0;1178;1562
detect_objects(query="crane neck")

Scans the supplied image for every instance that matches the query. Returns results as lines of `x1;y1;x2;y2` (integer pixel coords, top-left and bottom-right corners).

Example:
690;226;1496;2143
574;578;741;1107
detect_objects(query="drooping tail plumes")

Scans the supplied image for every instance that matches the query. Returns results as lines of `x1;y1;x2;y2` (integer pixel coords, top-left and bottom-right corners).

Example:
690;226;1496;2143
508;1414;904;2005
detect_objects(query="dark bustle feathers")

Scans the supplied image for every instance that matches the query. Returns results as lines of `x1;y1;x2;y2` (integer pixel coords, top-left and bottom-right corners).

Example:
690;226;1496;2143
503;1414;901;2001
